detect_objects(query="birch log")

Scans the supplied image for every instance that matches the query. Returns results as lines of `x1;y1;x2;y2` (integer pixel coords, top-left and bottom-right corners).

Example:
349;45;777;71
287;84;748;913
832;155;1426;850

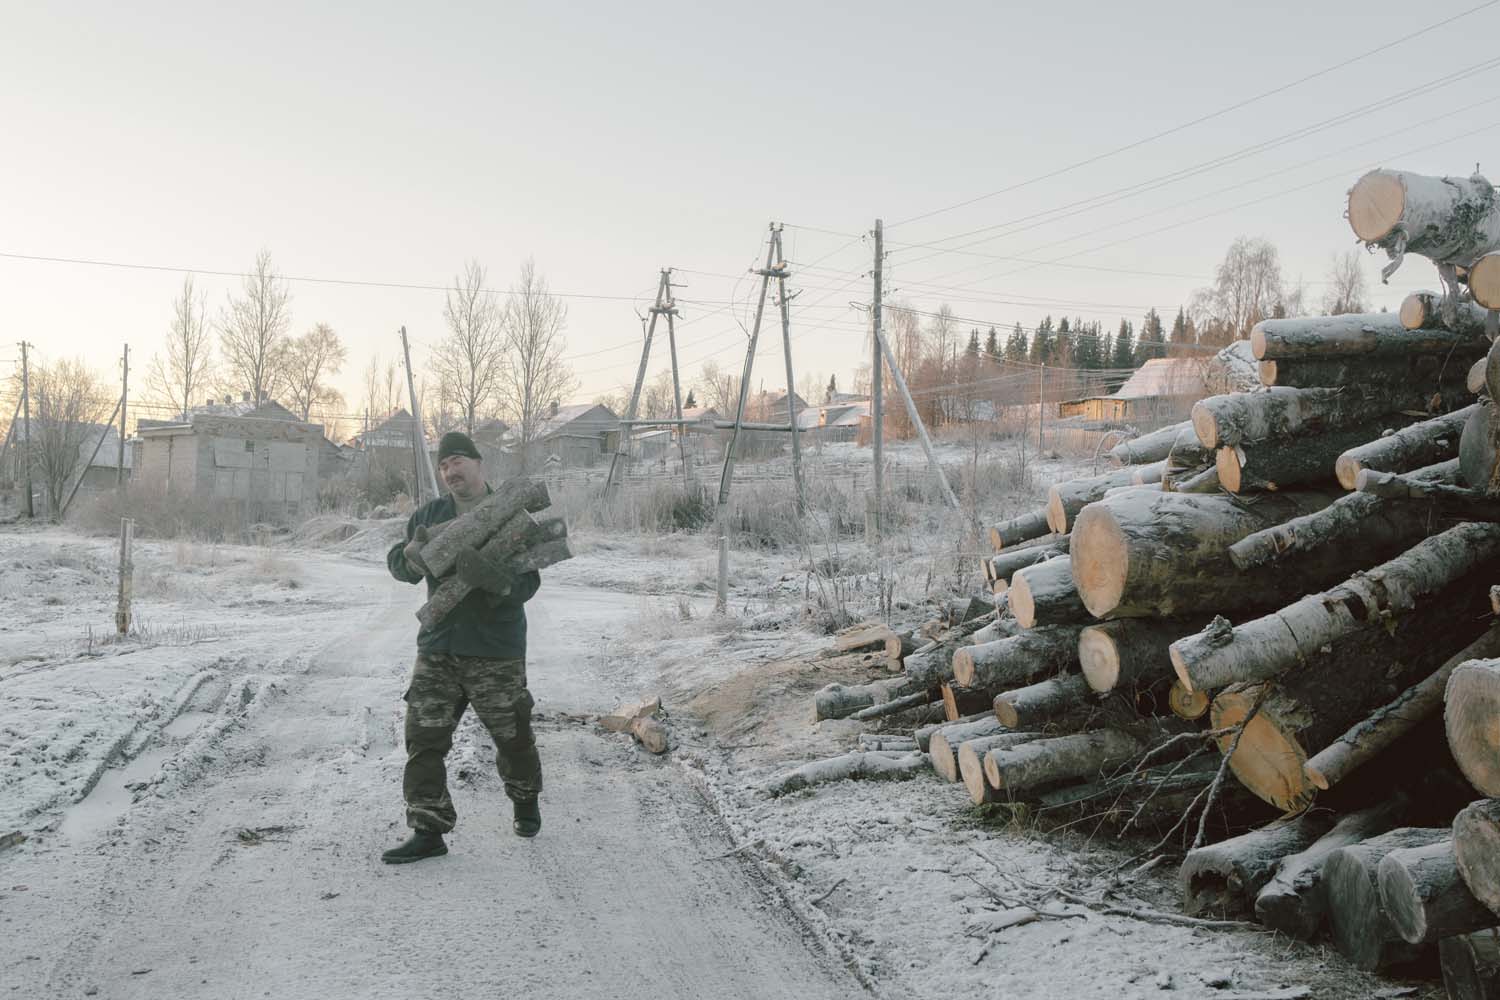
1216;418;1414;494
929;718;1009;780
1180;811;1336;917
955;731;1043;803
1009;556;1089;628
1378;838;1495;944
1252;311;1489;361
1078;618;1205;694
981;729;1141;797
814;676;921;722
952;625;1082;690
1401;289;1492;333
416;524;572;629
1471;250;1500;310
992;673;1097;730
1046;468;1143;533
1442;928;1500;1000
1453;798;1500;917
1348;169;1500;275
1257;354;1480;391
763;750;929;797
1334;405;1476;489
1446;658;1500;796
1192;385;1464;450
1325;827;1446;972
915;712;994;753
1108;420;1193;466
988;510;1052;550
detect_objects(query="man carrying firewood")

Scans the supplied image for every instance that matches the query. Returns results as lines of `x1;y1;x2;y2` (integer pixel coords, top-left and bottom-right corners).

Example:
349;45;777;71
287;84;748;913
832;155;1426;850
381;430;543;864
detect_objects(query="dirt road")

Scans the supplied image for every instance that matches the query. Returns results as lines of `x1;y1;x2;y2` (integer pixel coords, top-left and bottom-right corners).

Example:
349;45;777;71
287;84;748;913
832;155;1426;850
0;557;858;999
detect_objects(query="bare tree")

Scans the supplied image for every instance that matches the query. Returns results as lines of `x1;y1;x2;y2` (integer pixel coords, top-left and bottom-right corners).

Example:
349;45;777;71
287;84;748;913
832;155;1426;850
496;259;578;470
25;357;113;517
697;360;740;414
1322;250;1370;316
361;355;401;425
283;323;347;421
219;250;293;405
147;275;214;420
431;259;505;434
1191;237;1285;342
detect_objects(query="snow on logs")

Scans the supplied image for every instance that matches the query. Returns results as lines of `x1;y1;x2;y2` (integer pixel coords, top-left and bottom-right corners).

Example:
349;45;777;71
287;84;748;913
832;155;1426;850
1348;169;1500;277
980;729;1142;799
927;715;1006;782
1333;406;1476;490
984;537;1068;590
1045;468;1146;533
1191;384;1466;452
992;673;1098;731
987;509;1052;550
1401;290;1492;333
1215;417;1417;494
1007;556;1089;629
1107;420;1193;467
763;751;930;797
1251;311;1489;363
956;731;1044;804
1070;489;1342;619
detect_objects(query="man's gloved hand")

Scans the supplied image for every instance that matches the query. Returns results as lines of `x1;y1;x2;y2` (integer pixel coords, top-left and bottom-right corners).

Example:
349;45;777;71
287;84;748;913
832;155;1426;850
456;547;516;596
403;526;431;577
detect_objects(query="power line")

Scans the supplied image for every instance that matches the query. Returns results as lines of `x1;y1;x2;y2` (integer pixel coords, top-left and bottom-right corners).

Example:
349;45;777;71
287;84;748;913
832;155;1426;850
886;0;1500;229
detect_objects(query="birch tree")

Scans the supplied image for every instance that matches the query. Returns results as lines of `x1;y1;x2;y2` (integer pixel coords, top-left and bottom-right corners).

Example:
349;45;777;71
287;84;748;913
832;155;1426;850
147;275;214;420
219;250;293;405
284;323;347;421
496;259;577;469
431;259;504;434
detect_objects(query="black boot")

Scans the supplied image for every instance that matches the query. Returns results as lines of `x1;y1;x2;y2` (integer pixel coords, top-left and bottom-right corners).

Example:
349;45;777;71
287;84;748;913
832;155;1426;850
512;796;541;838
381;829;448;864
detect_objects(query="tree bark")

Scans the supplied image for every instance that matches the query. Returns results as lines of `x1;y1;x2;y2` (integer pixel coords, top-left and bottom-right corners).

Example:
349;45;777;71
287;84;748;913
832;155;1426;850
1216;418;1412;494
988;509;1052;551
1252;798;1410;940
1227;460;1458;571
1401;289;1491;334
1168;680;1209;720
1348;169;1500;274
992;673;1097;730
1079;618;1204;694
1168;465;1220;493
1192;384;1467;450
813;676;921;722
1461;402;1498;497
902;619;1015;689
763;750;929;797
1252;311;1489;361
1071;489;1342;619
1442;928;1500;1000
1303;628;1500;791
1129;460;1167;486
930;717;1009;780
940;682;993;722
1108;420;1193;466
416;477;552;577
952;625;1081;690
1046;468;1143;533
1324;826;1446;972
1445;658;1500;796
1009;556;1089;628
985;536;1069;587
915;712;994;752
1257;354;1480;392
1454;798;1500;917
416;525;571;630
1334;405;1476;489
1171;523;1500;693
1378;837;1494;944
955;731;1043;802
1181;811;1337;917
981;729;1142;798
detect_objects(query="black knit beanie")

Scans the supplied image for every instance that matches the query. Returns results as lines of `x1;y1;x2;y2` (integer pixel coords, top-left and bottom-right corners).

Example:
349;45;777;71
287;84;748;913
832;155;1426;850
437;431;482;462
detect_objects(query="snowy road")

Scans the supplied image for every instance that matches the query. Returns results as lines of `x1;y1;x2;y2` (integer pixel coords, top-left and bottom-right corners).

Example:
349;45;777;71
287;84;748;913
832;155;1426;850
0;556;857;999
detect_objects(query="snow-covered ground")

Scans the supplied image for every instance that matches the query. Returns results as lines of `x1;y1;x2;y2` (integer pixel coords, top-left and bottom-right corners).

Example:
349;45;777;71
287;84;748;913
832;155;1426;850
0;497;1436;999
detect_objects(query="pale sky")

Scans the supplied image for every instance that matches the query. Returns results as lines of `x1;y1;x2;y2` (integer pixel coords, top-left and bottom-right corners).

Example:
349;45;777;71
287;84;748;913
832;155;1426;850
4;1;1499;437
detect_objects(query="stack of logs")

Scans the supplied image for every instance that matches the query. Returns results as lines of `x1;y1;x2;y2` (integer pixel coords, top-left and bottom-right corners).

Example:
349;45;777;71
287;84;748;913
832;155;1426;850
799;165;1500;996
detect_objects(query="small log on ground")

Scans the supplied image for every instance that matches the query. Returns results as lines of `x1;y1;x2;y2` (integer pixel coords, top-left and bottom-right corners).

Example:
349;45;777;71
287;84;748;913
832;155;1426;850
1253;797;1410;940
992;673;1097;731
1009;556;1089;628
940;682;992;722
849;691;936;722
1335;405;1476;490
1079;618;1204;694
1348;169;1500;275
1181;811;1338;917
988;509;1052;551
1257;354;1481;391
985;537;1069;587
1379;837;1495;944
1171;523;1500;693
1216;417;1418;494
630;716;669;754
1192;384;1466;450
1071;489;1342;619
982;729;1142;798
1446;658;1500;796
417;478;552;577
857;733;918;752
957;731;1043;804
1304;627;1500;791
1442;928;1500;1000
952;625;1081;690
1401;290;1492;334
1046;468;1143;533
1253;310;1487;360
600;697;662;733
1227;459;1459;570
834;622;901;654
1108;420;1193;467
1454;798;1500;917
930;718;1008;780
763;750;930;797
813;676;920;722
916;712;994;752
1324;826;1446;972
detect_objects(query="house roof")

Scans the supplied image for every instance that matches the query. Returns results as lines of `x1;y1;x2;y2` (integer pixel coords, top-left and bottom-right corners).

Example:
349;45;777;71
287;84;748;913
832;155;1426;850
1113;358;1208;399
528;403;619;439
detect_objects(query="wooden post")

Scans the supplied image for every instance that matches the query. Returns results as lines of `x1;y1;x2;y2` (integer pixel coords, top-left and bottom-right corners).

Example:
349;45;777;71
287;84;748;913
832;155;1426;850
772;226;806;516
871;219;886;617
608;271;669;491
872;324;962;513
60;396;122;518
400;326;439;503
20;340;33;518
117;343;128;489
662;269;691;487
115;517;133;635
1038;363;1045;453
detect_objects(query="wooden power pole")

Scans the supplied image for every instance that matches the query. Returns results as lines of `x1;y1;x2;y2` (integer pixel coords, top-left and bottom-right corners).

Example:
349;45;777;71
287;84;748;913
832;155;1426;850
20;340;33;519
399;326;440;502
118;343;128;488
608;269;683;491
871;219;886;616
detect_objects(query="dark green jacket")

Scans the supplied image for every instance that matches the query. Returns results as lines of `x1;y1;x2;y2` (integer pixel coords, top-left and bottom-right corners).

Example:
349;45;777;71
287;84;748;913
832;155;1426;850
386;492;541;659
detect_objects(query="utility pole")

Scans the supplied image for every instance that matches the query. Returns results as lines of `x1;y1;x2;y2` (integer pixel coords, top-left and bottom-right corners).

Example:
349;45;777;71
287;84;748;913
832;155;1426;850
399;326;439;502
662;271;691;486
118;343;128;488
20;340;33;519
608;269;676;491
871;219;884;547
770;226;806;516
1038;363;1046;453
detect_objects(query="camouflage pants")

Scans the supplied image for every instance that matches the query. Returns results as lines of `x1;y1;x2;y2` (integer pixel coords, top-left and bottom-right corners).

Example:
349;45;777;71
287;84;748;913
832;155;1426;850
402;653;541;833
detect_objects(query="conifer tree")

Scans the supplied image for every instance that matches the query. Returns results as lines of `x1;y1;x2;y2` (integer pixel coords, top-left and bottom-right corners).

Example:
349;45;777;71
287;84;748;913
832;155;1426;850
1111;318;1135;369
1134;308;1164;366
984;326;999;358
1029;316;1054;365
1004;323;1028;363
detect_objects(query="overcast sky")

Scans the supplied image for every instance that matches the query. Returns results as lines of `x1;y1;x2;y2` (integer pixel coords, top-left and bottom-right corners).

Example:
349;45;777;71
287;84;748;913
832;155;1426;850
4;0;1499;436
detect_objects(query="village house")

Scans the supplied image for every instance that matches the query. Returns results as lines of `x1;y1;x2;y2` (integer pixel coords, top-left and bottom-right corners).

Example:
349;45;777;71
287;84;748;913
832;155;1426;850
1057;357;1209;426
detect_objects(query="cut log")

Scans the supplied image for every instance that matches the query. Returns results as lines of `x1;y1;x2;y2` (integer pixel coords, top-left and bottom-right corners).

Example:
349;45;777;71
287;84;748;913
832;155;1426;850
1078;618;1204;694
886;631;920;663
1324;826;1446;972
1253;311;1489;361
915;712;992;752
1334;405;1476;489
416;478;552;577
957;731;1043;804
1129;460;1167;486
1192;384;1466;450
1009;556;1089;629
850;691;936;722
1304;627;1500;791
1046;468;1142;534
1032;756;1234;830
1168;680;1209;721
1227;459;1459;571
1442;928;1500;1000
813;676;920;722
1257;354;1481;391
1461;402;1498;496
416;525;572;629
1071;489;1341;619
1253;798;1410;941
763;750;929;797
1108;420;1193;466
940;597;992;628
600;697;662;733
630;716;669;754
992;673;1097;731
1161;429;1214;489
1348;169;1500;276
1181;811;1337;917
985;537;1069;587
1169;465;1220;493
940;682;992;722
982;729;1142;797
902;619;1015;690
1401;289;1492;333
856;733;918;752
834;622;900;654
1216;418;1415;494
930;718;1009;780
1379;837;1494;944
1473;357;1490;395
988;509;1052;551
1471;251;1500;311
1454;798;1500;917
1446;658;1500;796
951;625;1081;690
1171;523;1500;693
